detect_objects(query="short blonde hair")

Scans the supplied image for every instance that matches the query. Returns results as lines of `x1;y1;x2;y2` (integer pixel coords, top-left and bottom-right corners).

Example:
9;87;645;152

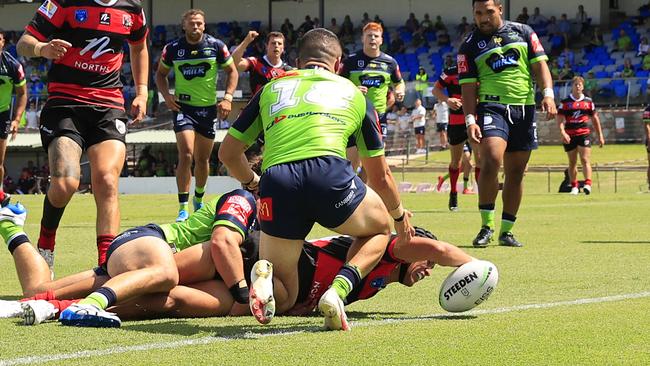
572;76;585;84
182;9;205;22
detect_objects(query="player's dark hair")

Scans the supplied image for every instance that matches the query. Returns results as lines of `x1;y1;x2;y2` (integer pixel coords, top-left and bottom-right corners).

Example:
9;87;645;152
472;0;502;5
267;31;285;43
414;226;437;240
298;28;342;65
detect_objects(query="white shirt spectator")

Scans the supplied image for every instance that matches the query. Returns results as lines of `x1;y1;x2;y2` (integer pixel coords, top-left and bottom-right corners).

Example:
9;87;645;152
411;105;427;128
397;112;410;132
25;109;40;131
386;110;398;133
434;101;449;124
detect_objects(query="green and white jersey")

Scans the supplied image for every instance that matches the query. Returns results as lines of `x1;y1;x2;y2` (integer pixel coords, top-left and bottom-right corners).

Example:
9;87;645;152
228;68;385;172
458;21;548;105
159;189;256;251
339;51;403;114
0;51;26;113
160;34;232;107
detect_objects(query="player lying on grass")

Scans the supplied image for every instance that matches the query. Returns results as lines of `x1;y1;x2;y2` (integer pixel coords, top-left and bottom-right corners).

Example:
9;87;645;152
0;204;472;326
0;188;257;327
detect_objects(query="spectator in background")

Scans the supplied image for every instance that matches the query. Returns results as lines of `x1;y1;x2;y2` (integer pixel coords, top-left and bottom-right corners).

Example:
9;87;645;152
373;15;384;29
432;99;449;150
414;67;428;100
421;14;433;32
281;18;295;43
437;31;451;47
434;15;447;33
154;150;170;177
583;71;599;97
340;15;354;43
230;21;243;39
642;53;650;71
558;47;575;68
136;146;156;177
638;37;649;57
390;32;406;54
28;73;45;97
550;59;561;80
17;168;35;194
411;98;427;154
558;14;572;45
24;100;39;132
587;27;604;52
615;29;632;52
620;58;635;78
516;7;530;24
547;16;560;37
405;13;419;33
397;105;410;145
456;17;471;37
3;174;16;194
298;16;315;34
528;7;548;28
327;18;341;36
385;104;398;146
558;61;575;81
360;13;371;27
575;5;590;37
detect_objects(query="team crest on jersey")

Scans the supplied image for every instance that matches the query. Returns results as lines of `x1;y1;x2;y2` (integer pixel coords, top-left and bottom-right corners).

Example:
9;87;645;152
38;0;58;19
492;36;503;46
177;49;185;57
203;49;212;56
123;14;133;29
370;277;387;289
478;40;487;49
75;10;88;23
357;60;365;68
99;12;111;25
191;50;198;55
380;63;388;70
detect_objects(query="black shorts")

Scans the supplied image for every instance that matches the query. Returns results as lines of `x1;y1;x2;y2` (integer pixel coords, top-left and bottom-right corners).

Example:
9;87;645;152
347;112;386;148
174;103;217;139
436;123;447;132
414;126;425;135
646;138;650;153
258;156;367;239
39;103;128;151
477;102;538;152
0;110;10;139
447;124;468;146
563;134;591;152
101;224;167;273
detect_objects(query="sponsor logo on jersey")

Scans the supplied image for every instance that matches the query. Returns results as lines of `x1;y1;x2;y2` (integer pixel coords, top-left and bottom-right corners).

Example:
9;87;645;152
38;0;58;19
80;36;115;59
123;14;133;29
486;48;520;73
99;12;111;25
259;198;273;221
530;32;544;54
75;9;88;23
457;54;468;73
359;74;384;88
178;62;211;80
219;195;253;226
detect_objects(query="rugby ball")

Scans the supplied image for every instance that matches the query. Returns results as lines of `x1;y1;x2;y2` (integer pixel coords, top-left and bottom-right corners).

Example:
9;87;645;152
439;260;498;313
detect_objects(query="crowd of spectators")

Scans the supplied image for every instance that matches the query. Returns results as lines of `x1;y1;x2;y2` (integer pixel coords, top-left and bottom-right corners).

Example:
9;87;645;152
3;160;48;195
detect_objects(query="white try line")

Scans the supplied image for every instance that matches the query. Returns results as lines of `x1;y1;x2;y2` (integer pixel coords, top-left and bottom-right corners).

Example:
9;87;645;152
2;291;649;365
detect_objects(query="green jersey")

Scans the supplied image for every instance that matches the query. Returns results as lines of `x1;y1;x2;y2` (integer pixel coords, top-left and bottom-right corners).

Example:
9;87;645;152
160;34;232;107
159;190;256;251
458;21;548;105
338;51;403;114
228;68;385;172
0;51;26;113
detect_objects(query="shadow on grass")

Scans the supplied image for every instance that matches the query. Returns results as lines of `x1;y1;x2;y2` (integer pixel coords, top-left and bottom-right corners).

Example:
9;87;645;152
581;240;650;244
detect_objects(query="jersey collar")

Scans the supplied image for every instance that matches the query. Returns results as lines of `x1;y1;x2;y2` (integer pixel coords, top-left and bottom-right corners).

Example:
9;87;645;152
94;0;118;6
569;93;585;102
263;55;283;68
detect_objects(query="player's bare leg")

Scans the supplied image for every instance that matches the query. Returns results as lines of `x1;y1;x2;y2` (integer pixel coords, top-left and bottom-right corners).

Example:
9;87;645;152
567;148;579;194
498;150;531;247
175;130;195;221
88;140;125;264
578;145;592;194
192;134;214;210
37;137;82;275
447;143;464;210
473;137;506;247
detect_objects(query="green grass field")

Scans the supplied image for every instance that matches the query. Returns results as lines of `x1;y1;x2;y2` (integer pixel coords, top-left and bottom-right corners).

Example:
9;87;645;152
0;145;649;365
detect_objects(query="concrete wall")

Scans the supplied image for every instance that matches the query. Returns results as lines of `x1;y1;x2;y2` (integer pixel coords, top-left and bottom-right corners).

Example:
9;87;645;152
118;176;241;194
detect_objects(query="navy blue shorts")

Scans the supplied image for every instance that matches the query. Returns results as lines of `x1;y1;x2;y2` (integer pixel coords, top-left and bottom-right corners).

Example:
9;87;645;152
0;110;10;139
258;156;367;239
477;102;538;152
414;126;425;135
563;134;591;152
102;224;167;271
347;112;386;148
174;103;217;139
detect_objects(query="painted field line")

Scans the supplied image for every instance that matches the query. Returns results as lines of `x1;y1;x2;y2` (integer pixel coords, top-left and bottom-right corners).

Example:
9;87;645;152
1;291;649;365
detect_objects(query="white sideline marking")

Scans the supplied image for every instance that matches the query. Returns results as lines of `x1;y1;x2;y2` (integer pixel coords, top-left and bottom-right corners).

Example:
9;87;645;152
2;291;649;365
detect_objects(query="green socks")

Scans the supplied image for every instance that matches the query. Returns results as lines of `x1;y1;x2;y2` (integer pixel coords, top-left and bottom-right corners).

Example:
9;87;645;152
79;292;109;310
0;220;24;245
480;209;495;229
331;264;363;301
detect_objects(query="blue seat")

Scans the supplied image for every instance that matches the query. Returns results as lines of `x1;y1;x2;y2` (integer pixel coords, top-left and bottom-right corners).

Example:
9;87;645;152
637;70;650;78
614;84;628;98
595;71;609;78
249;21;261;30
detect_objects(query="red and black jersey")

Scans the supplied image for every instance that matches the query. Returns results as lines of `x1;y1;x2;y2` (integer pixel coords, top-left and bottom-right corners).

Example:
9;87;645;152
245;55;293;95
25;0;148;110
558;94;596;136
287;234;404;316
435;65;464;125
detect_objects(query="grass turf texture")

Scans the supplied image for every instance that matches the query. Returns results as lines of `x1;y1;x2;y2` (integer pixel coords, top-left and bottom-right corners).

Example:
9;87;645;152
0;144;649;364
